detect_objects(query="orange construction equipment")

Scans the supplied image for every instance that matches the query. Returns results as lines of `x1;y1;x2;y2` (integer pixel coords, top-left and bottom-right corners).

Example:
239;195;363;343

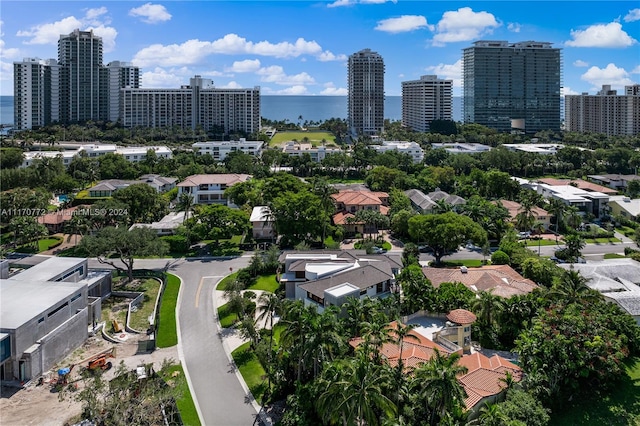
82;347;117;372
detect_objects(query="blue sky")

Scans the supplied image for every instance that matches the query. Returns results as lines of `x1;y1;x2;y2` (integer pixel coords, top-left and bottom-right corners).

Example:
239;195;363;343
1;1;639;97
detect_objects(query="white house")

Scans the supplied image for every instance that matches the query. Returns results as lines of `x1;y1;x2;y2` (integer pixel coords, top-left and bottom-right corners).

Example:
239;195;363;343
21;144;172;167
177;174;251;206
431;143;491;154
282;142;342;163
192;139;264;162
370;141;424;163
250;206;274;239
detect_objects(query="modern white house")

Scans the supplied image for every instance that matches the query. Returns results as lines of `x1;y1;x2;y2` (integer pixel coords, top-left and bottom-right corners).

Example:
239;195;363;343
370;141;424;163
192;139;264;162
177;174;251;206
431;143;491;154
282;142;342;163
250;206;274;240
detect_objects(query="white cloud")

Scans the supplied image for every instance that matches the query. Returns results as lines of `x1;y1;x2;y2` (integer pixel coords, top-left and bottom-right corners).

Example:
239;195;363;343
262;85;309;95
227;59;261;73
632;65;640;74
433;7;500;45
561;86;580;96
15;9;118;52
426;59;462;88
141;67;190;88
581;63;636;89
317;50;347;62
217;81;243;89
624;8;640;22
507;23;521;33
327;0;396;7
375;15;432;33
129;3;172;24
256;65;316;86
565;22;637;48
133;34;324;67
573;59;589;67
321;82;348;95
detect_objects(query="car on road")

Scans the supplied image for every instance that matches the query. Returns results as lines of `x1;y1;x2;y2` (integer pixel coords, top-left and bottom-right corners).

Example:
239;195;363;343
372;247;387;254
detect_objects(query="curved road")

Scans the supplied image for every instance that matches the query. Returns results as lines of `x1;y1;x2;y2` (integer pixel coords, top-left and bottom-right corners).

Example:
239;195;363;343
88;256;256;425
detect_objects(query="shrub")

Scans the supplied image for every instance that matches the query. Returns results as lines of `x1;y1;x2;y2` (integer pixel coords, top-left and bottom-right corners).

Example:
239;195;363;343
161;235;189;253
491;250;510;265
324;236;340;249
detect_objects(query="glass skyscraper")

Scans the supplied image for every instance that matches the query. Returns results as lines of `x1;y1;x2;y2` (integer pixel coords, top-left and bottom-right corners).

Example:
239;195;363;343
463;40;561;133
348;48;385;137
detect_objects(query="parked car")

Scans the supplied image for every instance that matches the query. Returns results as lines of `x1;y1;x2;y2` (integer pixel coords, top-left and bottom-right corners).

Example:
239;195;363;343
372;246;387;254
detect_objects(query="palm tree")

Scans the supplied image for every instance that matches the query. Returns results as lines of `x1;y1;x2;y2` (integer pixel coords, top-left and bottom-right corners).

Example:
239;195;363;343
360;319;394;363
546;198;566;242
303;307;345;378
317;355;397;426
565;205;582;231
472;290;504;327
550;267;600;303
392;322;419;410
532;221;546;255
311;177;337;245
412;349;468;426
477;402;508;426
432;199;453;214
176;193;194;224
563;233;586;261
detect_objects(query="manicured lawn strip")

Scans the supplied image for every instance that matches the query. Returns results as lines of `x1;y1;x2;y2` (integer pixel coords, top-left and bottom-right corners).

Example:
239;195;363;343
439;259;485;267
231;342;269;404
585;237;621;243
522;239;561;247
15;237;63;253
218;302;237;328
162;364;201;426
128;278;161;331
269;130;336;146
549;357;640;425
216;272;239;291
249;274;279;292
156;273;180;348
381;241;392;251
604;253;627;259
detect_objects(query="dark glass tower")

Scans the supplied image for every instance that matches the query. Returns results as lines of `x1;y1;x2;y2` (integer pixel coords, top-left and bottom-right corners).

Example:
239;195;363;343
463;41;561;133
348;48;385;136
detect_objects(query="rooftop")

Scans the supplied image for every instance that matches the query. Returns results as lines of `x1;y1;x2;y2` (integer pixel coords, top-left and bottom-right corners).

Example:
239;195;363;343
299;263;393;298
0;279;86;329
10;257;86;282
422;265;539;297
537;178;617;195
177;173;252;187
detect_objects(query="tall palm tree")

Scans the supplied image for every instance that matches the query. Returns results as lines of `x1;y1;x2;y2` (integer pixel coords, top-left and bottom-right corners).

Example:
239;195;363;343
392;322;419;411
546;198;566;242
532;221;546;255
303;307;345;378
412;349;468;426
361;319;394;363
550;267;600;303
565;205;582;231
317;355;397;426
563;232;586;261
311;177;337;245
176;193;194;224
472;290;504;327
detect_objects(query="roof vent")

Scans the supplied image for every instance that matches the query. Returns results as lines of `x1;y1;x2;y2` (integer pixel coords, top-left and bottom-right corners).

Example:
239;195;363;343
460;266;468;274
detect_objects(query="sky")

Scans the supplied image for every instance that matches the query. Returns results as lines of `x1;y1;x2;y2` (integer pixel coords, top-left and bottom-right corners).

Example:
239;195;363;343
0;1;639;97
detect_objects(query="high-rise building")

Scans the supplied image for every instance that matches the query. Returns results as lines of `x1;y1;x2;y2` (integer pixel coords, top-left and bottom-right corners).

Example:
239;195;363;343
402;75;453;132
565;85;640;136
13;58;60;129
348;48;385;136
463;40;561;133
57;29;108;123
121;76;261;135
106;61;140;122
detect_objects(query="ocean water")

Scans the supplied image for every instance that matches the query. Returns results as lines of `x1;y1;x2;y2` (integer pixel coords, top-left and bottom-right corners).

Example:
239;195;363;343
0;95;464;126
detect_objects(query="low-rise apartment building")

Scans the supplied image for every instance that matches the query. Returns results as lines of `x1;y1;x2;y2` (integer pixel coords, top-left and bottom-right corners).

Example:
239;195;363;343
192;139;264;162
21;144;172;168
282;142;342;163
370;141;424;163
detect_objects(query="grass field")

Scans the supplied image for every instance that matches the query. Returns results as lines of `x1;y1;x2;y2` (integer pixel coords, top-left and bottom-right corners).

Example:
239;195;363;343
231;342;269;404
217;302;237;328
269;130;336;146
522;238;560;247
585;237;621;244
15;237;63;253
127;278;162;331
162;364;201;426
549;357;640;425
156;273;181;348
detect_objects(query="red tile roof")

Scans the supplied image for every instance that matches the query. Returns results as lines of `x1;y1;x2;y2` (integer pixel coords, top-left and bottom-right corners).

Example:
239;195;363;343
37;206;81;226
447;309;477;324
332;190;388;206
497;199;549;220
422;265;538;297
177;174;251;187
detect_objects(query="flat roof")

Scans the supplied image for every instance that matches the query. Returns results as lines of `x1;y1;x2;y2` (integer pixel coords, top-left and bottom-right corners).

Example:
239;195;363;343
11;257;86;282
325;282;359;297
0;279;86;329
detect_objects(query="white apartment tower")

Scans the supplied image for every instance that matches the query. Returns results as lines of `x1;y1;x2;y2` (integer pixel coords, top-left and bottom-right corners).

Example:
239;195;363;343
348;49;385;136
107;61;140;122
402;75;453;132
565;85;640;136
13;58;60;129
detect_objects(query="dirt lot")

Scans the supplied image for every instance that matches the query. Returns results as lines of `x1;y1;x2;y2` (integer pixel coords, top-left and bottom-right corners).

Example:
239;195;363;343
0;332;178;426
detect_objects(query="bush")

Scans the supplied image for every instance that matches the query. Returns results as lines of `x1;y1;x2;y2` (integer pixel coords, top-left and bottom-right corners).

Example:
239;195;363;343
491;250;510;265
624;247;640;256
161;235;189;253
324;236;340;249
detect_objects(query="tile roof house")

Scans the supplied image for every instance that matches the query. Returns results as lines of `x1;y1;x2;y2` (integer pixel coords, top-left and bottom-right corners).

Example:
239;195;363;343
177;174;251;207
536;178;618;195
87;175;177;197
349;319;522;417
497;199;551;231
422;265;539;298
608;195;640;220
588;174;640;190
37;205;83;233
331;189;390;235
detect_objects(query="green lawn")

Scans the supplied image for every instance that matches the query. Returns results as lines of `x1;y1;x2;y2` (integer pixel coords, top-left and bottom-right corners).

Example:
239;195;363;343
231;342;269;404
269;130;336;146
251;274;279;292
15;237;63;253
156;273;181;348
217;302;238;328
207;235;244;256
522;238;561;247
549;357;640;425
439;259;486;267
216;272;239;291
126;278;161;331
585;237;621;244
604;253;627;259
162;364;201;426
